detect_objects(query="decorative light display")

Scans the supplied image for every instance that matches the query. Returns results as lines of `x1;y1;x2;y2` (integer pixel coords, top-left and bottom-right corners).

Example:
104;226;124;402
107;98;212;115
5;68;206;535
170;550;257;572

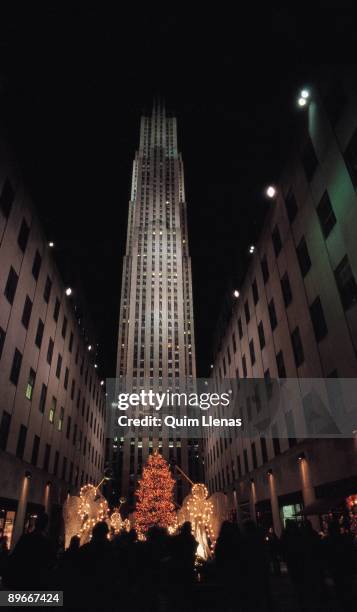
185;483;215;560
76;484;109;543
135;451;176;537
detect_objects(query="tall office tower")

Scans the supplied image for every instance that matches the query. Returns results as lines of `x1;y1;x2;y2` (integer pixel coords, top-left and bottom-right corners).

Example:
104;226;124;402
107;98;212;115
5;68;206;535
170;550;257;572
204;72;357;535
113;101;197;504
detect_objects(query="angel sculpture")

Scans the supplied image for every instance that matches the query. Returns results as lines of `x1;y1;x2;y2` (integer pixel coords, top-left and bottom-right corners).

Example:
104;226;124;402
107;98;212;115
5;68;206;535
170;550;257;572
186;483;215;559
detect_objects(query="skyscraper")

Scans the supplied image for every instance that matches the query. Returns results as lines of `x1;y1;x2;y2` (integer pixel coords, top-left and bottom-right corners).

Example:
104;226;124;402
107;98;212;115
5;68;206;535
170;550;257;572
113;101;197;504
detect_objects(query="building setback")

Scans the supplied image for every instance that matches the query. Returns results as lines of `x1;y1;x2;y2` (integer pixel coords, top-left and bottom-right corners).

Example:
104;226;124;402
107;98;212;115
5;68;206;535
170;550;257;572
204;72;357;534
110;101;198;505
0;146;106;547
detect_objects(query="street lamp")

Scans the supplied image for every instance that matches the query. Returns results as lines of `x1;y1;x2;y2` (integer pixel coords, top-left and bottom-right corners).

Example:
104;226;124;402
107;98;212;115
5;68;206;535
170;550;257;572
266;185;276;198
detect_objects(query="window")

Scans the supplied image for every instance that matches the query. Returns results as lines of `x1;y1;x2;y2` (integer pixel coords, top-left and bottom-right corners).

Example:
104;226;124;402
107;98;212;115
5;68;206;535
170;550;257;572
21;296;33;329
4;267;18;305
302;137;318;182
69;332;74;353
0;326;5;360
16;425;27;459
272;225;282;257
43;444;51;471
281;272;293;307
47;338;54;364
242;355;247;378
39;383;47;413
268;299;277;331
260;437;268;463
276;350;286;378
25;368;36;400
32;250;42;280
261;255;269;283
31;435;40;466
252;279;259;305
316;191;336;238
272;427;281;456
49;397;57;423
10;348;22;385
35;319;44;348
64;367;69;390
291;327;304;367
344;127;357;187
53;298;60;322
285;190;298;223
0;178;15;218
251;442;258;469
264;369;273;400
66;416;72;439
58;407;64;432
296;237;311;277
0;411;11;451
62;457;67;480
17;219;30;252
53;451;59;476
310;296;328;342
258;321;265;349
244;300;250;324
55;354;62;379
43;276;52;303
334;255;357;311
243;449;249;473
238;317;243;339
249;339;255;366
61;316;68;339
285;411;297;447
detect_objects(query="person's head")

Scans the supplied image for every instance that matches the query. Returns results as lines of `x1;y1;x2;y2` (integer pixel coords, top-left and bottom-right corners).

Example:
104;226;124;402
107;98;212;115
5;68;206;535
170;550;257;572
180;522;192;536
128;528;137;543
243;520;257;535
91;521;109;543
34;513;49;533
68;535;80;551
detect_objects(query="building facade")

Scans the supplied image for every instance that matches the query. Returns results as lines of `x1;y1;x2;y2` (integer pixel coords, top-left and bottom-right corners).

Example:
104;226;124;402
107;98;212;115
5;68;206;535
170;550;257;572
111;101;198;504
0;148;106;547
204;73;357;534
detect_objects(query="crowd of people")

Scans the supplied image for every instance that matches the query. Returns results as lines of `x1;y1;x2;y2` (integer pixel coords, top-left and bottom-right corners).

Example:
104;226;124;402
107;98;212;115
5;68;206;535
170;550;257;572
0;513;356;610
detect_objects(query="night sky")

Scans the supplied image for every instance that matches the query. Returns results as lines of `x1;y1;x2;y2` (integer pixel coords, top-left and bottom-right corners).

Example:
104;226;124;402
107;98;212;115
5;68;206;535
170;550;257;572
0;4;353;378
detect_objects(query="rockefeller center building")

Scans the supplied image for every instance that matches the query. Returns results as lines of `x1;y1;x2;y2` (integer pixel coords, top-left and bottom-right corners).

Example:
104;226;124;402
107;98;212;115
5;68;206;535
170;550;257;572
203;73;357;534
110;101;199;505
0;143;106;547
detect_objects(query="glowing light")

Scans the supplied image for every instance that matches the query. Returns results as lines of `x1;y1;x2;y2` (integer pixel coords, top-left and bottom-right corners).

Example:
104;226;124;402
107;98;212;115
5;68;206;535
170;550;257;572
266;185;276;198
94;364;98;369
249;245;255;254
48;242;55;248
233;289;240;298
100;380;104;386
88;345;92;351
65;287;72;296
298;97;307;107
301;89;309;99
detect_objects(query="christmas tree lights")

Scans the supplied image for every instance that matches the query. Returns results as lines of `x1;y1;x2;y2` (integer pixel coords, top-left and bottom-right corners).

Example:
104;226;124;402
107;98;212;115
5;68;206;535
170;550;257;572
135;451;176;536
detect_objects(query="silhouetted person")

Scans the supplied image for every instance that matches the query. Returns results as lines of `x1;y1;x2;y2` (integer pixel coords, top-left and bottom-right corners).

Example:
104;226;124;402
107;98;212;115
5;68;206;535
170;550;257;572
215;521;242;611
75;522;117;609
325;520;354;610
281;520;305;606
240;520;272;612
266;526;281;575
3;513;55;589
0;532;9;578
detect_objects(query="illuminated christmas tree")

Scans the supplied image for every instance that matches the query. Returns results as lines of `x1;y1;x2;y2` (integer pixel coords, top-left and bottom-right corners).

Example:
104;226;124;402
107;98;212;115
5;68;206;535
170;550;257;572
135;451;176;536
